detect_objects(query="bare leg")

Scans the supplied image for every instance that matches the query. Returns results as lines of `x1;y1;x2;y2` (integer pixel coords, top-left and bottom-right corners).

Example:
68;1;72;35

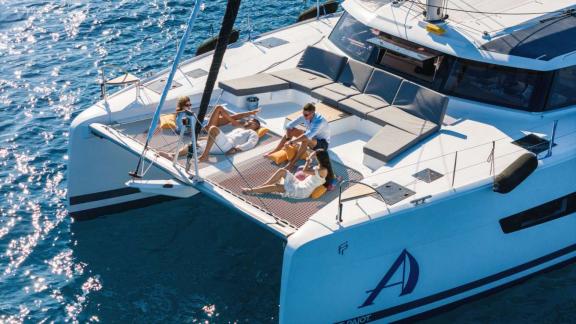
266;128;304;156
286;138;313;170
242;169;287;194
243;184;285;194
198;126;220;161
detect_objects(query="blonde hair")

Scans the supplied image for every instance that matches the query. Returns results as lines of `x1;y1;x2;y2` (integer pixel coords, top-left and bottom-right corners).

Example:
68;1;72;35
176;96;191;112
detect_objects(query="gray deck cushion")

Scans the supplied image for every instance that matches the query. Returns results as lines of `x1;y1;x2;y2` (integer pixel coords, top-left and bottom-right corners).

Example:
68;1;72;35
218;74;289;96
363;125;419;162
297;46;347;80
336;60;374;91
338;94;387;118
364;69;403;104
393;80;449;125
310;60;374;106
272;68;334;92
367;106;438;136
311;83;360;106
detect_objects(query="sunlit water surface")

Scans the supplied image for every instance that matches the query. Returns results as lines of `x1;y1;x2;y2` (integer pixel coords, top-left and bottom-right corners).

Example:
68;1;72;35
0;0;574;322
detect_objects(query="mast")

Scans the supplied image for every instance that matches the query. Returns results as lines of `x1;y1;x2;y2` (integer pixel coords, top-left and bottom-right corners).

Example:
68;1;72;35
195;0;242;135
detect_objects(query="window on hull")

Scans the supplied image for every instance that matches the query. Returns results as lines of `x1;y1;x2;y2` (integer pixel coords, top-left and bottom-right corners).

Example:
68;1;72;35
328;12;378;62
499;192;576;234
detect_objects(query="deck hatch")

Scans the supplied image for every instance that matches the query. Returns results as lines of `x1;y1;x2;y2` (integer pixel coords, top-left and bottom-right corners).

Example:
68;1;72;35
185;68;208;79
376;181;415;205
255;37;289;49
146;78;183;94
412;168;443;183
511;134;554;155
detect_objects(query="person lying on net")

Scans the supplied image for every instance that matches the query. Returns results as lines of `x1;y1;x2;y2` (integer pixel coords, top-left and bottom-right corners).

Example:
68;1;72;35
160;105;261;161
242;149;334;199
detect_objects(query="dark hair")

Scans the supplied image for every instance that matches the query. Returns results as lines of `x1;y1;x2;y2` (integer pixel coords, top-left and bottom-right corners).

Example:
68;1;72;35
248;118;261;129
315;149;334;187
303;103;316;113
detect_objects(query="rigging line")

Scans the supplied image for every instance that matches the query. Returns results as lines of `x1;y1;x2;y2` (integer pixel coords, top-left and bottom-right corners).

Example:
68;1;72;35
182;111;277;218
400;0;564;16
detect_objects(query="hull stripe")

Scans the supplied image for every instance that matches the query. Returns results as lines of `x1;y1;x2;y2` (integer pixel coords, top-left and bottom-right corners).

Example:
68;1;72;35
69;195;178;220
69;187;140;205
336;243;576;323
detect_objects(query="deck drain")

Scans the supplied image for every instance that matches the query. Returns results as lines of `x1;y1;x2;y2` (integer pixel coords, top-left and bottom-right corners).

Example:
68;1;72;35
185;68;208;79
146;78;183;94
511;134;554;155
412;168;443;183
376;181;415;205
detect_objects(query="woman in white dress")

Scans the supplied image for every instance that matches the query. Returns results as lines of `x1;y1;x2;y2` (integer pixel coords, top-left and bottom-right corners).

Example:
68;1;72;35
242;149;334;199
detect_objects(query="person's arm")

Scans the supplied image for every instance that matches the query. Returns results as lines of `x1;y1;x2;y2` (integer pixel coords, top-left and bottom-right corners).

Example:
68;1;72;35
234;130;259;152
175;112;184;134
301;151;317;174
285;115;304;130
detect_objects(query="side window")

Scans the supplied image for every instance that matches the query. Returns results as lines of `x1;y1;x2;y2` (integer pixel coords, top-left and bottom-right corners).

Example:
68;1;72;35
328;12;378;62
547;66;576;110
444;60;541;110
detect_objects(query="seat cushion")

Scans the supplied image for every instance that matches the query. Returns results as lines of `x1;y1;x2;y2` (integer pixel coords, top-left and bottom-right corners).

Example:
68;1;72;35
311;83;360;106
364;69;403;104
272;68;334;93
393;80;449;125
363;125;419;162
218;74;289;96
338;94;388;118
336;60;374;92
367;107;438;136
297;46;347;81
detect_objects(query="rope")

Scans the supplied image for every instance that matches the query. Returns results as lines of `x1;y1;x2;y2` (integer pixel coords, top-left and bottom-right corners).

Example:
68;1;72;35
404;0;564;16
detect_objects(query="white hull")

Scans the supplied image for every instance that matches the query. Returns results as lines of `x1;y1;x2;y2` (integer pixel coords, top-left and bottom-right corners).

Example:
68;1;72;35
280;158;576;323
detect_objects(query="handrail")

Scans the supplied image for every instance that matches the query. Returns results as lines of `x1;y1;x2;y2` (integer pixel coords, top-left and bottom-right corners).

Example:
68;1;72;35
337;180;388;223
98;64;140;101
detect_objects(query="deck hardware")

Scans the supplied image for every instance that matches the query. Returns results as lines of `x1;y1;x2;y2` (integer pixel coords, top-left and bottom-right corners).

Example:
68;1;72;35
451;151;458;188
337;180;388;223
378;182;416;205
410;195;432;206
98;64;141;103
412;168;443;183
255;37;289;49
511;133;553;155
544;120;558;158
487;141;495;176
146;78;183;94
185;68;209;79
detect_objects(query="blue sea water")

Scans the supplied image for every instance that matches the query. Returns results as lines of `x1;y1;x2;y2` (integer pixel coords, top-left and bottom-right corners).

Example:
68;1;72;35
0;0;574;322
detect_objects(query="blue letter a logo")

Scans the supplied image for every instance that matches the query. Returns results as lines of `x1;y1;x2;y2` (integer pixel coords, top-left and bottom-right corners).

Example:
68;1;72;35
359;249;419;308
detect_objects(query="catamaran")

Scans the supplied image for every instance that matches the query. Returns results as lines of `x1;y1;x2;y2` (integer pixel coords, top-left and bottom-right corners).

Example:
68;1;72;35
68;0;576;322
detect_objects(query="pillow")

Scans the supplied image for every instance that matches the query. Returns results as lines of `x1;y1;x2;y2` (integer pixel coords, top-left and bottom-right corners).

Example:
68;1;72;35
284;144;309;161
257;127;269;138
267;150;288;164
310;185;327;199
159;114;176;130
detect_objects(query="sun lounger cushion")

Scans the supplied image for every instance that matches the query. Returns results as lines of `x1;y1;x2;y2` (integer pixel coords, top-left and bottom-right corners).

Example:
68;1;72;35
363;125;419;162
338;94;388;118
364;69;403;105
218;74;289;96
271;68;334;93
367;107;438;136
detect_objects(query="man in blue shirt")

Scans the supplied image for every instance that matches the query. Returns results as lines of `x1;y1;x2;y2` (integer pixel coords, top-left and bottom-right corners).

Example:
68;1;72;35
266;103;330;169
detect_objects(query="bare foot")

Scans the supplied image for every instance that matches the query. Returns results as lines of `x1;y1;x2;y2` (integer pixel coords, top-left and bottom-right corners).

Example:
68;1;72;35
241;188;255;194
198;155;209;162
250;108;261;115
